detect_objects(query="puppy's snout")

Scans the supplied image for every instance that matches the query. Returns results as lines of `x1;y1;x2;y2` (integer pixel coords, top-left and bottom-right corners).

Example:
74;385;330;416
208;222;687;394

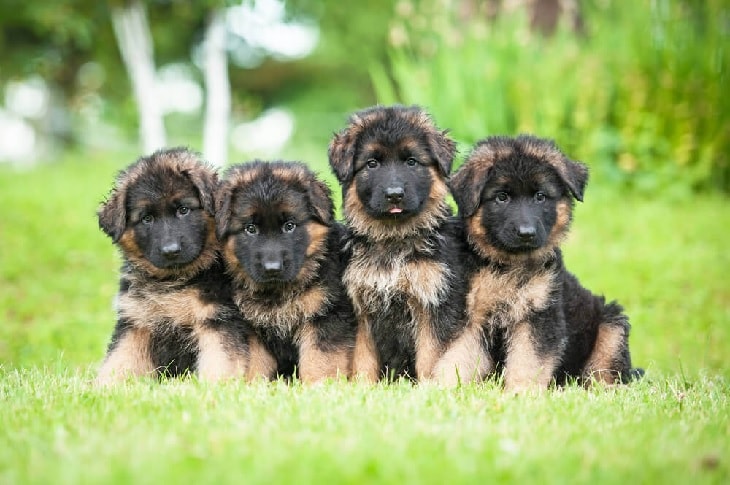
161;242;182;258
385;186;405;204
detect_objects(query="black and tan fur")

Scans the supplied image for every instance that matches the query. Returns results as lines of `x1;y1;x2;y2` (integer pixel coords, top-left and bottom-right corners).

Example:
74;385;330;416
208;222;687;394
96;148;253;385
448;135;637;392
329;105;471;384
215;161;356;383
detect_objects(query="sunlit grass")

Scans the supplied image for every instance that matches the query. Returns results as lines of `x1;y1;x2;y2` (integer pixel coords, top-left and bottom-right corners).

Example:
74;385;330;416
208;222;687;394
0;368;728;484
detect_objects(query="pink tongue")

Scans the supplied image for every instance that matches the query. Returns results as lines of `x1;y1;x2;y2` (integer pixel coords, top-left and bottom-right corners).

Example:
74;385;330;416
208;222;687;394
388;207;403;214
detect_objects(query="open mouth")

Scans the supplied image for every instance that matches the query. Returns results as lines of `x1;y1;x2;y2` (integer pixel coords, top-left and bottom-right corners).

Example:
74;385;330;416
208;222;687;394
388;206;403;214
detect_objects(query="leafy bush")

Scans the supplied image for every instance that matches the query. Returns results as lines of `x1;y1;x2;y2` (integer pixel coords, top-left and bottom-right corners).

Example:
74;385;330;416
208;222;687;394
372;0;730;195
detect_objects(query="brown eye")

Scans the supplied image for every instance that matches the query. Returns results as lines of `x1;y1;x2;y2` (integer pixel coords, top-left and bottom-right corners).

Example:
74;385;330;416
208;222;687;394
495;192;510;204
141;214;154;224
244;223;258;235
366;159;379;169
282;221;297;233
406;157;418;166
534;192;546;203
177;206;190;216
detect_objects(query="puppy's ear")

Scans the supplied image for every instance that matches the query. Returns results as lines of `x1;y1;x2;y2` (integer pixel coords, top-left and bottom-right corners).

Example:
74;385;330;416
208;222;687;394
214;182;232;241
428;129;457;177
307;178;335;226
448;162;488;218
98;186;127;243
328;129;357;183
558;158;589;202
186;167;218;215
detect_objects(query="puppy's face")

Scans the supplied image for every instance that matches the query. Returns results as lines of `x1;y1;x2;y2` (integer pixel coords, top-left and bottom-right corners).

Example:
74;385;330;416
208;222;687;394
124;172;209;269
478;161;565;253
450;136;588;261
353;136;437;220
328;105;456;239
98;148;218;278
216;162;333;287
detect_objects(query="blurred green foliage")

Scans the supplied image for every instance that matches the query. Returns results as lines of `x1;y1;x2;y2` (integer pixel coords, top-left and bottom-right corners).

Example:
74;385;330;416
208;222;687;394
373;0;730;195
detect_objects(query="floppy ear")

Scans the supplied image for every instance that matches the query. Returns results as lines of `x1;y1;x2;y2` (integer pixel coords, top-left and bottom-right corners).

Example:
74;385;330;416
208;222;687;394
307;178;335;226
448;162;489;218
186;167;218;215
328;130;357;183
97;187;127;243
427;129;457;177
214;183;232;241
557;158;589;202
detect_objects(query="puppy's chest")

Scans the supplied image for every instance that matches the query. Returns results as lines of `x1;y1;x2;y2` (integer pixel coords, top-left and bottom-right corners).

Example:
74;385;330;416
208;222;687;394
117;284;218;329
343;245;450;309
467;268;556;329
235;284;330;339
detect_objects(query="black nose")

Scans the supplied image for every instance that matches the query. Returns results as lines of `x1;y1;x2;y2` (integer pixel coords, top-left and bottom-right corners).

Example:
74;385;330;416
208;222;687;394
161;242;181;258
385;187;404;204
517;225;536;241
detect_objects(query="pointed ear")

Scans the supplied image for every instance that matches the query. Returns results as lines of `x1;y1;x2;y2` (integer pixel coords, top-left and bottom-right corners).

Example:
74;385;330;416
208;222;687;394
558;158;589;202
214;182;232;241
428;129;457;177
186;167;218;215
328;130;356;183
448;162;489;218
98;188;127;243
307;178;334;225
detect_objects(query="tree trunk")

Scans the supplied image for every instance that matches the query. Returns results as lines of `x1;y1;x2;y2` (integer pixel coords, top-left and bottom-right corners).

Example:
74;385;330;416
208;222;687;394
202;9;230;168
111;0;166;153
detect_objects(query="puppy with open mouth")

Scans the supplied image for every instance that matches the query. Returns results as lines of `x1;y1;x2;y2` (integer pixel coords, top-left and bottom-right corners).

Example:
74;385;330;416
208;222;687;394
329;105;471;384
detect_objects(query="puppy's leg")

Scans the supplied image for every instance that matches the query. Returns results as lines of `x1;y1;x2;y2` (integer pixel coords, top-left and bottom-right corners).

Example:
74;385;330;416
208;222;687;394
414;312;441;381
431;323;492;387
503;322;559;393
351;317;379;383
96;326;155;386
195;324;248;382
298;324;351;384
581;314;630;386
245;333;277;381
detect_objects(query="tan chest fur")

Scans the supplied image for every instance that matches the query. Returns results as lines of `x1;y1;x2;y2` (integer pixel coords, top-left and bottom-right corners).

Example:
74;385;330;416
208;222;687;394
235;284;330;339
343;248;450;313
117;287;217;329
466;267;555;330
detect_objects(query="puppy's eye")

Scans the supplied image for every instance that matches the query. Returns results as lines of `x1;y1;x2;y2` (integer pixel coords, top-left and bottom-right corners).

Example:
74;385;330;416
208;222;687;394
177;206;190;216
534;192;546;203
495;192;510;204
406;157;418;166
282;221;297;233
244;223;258;235
366;159;379;169
141;214;154;224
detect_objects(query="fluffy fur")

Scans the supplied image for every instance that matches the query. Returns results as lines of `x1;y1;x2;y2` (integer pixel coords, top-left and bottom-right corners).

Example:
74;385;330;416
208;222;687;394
215;161;355;383
96;148;253;385
329;105;471;384
448;135;640;392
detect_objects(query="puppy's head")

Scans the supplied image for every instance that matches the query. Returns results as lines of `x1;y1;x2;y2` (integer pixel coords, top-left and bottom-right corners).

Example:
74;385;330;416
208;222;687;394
98;148;218;279
328;105;456;240
215;161;334;288
449;135;588;262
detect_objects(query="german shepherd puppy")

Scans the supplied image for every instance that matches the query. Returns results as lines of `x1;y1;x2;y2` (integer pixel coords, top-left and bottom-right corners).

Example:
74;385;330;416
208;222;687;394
448;135;638;392
215;161;356;383
328;105;470;384
96;148;254;385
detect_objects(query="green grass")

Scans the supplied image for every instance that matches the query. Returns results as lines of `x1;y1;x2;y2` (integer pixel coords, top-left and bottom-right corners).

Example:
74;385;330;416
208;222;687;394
1;154;729;483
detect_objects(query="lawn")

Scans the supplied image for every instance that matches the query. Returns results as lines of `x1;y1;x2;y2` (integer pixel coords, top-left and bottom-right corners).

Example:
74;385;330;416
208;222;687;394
1;153;728;484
